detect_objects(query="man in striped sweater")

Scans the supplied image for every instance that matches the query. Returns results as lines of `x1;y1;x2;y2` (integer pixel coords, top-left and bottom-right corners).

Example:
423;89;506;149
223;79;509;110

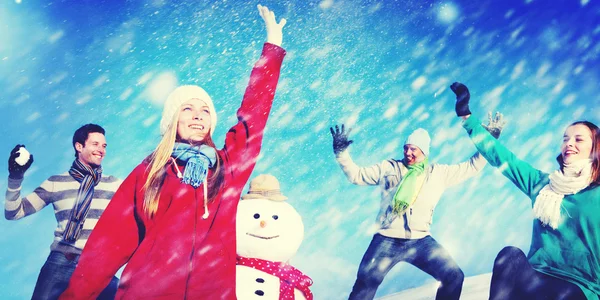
6;124;122;300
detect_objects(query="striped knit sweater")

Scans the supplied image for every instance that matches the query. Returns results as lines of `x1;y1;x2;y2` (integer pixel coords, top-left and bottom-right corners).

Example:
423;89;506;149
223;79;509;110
5;172;122;255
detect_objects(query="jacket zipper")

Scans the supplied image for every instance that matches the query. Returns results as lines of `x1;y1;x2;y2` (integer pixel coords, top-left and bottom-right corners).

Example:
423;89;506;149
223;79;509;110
184;188;199;299
405;208;413;239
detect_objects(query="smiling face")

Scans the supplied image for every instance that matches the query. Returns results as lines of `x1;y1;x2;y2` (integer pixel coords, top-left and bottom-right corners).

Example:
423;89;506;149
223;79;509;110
75;132;106;167
561;124;593;164
176;98;212;144
403;144;426;165
236;199;304;262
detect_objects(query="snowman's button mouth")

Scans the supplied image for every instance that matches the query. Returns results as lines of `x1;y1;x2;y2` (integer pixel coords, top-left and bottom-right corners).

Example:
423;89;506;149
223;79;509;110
247;233;280;240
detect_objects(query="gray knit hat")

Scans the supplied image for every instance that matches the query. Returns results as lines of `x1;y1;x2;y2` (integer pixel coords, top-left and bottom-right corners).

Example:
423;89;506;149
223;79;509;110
404;128;431;157
160;85;217;136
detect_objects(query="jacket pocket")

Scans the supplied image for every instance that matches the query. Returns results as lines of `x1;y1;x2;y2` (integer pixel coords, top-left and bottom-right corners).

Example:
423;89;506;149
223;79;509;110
408;207;434;232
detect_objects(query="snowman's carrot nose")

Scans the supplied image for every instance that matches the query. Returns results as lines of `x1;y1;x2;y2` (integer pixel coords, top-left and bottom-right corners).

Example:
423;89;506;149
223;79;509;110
260;220;266;228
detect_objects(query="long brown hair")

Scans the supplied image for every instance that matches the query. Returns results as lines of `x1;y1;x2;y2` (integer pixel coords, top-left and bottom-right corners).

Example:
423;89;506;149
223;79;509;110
142;112;224;218
556;120;600;187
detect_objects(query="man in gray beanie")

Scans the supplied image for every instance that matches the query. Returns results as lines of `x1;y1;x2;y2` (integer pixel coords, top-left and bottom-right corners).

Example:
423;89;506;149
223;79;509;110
330;115;504;300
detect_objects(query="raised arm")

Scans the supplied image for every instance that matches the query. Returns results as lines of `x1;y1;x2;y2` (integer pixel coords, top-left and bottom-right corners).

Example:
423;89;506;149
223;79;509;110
5;144;47;220
451;82;547;199
331;124;386;185
60;165;143;299
439;152;487;187
222;5;286;185
442;112;507;186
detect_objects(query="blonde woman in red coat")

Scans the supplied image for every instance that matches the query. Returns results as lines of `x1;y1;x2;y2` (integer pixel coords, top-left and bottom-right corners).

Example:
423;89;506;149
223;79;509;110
60;5;287;299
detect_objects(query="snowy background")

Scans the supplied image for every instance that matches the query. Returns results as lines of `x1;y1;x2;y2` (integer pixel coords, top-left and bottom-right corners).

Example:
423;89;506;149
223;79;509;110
1;0;599;299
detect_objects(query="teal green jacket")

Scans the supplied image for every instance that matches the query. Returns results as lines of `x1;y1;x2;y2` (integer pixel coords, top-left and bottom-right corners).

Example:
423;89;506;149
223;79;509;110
463;116;600;300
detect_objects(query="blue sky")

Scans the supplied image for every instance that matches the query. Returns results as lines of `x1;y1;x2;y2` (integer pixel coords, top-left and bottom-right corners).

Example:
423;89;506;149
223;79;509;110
1;0;599;299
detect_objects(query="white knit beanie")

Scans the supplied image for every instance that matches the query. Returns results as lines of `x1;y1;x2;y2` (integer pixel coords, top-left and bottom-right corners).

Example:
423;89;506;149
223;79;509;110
160;85;217;136
405;128;431;157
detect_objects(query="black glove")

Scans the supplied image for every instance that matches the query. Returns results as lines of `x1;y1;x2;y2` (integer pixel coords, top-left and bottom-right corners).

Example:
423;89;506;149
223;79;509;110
450;82;471;117
330;124;353;155
8;144;34;179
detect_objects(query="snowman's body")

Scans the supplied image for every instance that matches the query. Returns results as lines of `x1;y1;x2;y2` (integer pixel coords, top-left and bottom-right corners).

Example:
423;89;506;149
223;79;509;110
236;199;310;300
236;266;307;300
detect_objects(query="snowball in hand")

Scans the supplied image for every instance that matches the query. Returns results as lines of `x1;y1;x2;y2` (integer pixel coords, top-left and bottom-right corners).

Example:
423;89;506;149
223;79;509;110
15;147;30;166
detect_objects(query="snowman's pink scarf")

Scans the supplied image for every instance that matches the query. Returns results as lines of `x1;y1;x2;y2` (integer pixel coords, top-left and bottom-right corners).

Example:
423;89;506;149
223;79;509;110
237;256;313;300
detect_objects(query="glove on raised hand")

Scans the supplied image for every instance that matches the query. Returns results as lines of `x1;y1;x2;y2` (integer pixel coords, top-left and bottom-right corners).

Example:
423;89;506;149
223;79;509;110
330;124;353;155
482;111;506;139
450;82;472;117
8;144;34;179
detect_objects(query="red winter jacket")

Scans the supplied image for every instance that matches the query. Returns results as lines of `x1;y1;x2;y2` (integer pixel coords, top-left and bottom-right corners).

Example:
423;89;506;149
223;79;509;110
60;43;286;300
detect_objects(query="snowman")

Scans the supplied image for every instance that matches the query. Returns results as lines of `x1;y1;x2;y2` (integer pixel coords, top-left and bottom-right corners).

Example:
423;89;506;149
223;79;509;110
236;174;313;300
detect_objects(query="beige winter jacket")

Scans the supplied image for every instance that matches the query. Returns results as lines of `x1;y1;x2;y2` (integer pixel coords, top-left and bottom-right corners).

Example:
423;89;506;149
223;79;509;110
336;150;487;239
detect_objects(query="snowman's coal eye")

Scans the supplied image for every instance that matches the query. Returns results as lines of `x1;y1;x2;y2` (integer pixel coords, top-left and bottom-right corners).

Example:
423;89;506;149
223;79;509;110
272;215;279;220
253;213;260;219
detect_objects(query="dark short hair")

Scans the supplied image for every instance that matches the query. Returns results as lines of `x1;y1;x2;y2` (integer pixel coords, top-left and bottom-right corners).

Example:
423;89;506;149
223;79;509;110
72;124;105;158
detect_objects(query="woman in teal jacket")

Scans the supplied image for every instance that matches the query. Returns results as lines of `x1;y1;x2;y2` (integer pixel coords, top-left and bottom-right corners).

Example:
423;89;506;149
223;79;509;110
451;82;599;300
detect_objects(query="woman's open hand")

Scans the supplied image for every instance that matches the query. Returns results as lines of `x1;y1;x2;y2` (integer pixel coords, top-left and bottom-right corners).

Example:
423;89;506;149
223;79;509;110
257;4;287;47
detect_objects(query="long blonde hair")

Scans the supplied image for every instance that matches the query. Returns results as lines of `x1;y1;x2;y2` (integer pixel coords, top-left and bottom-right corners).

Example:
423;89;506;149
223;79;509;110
142;111;223;218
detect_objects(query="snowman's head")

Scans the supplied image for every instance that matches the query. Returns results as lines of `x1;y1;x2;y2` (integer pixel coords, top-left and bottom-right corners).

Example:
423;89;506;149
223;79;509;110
236;199;304;262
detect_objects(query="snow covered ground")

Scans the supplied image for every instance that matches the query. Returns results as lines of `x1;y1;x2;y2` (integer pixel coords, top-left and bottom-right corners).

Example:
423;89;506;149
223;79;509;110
377;273;492;300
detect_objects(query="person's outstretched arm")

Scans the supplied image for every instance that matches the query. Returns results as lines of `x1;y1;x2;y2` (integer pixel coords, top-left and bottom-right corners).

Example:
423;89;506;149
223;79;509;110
330;124;389;186
441;112;507;187
451;82;546;199
223;5;286;188
4;144;48;220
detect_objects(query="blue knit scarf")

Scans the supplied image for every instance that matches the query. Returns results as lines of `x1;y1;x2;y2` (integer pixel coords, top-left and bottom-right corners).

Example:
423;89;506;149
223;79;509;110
172;143;217;188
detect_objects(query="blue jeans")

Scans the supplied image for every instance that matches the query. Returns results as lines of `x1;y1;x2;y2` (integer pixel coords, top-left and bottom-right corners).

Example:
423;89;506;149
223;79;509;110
348;234;464;300
31;251;119;300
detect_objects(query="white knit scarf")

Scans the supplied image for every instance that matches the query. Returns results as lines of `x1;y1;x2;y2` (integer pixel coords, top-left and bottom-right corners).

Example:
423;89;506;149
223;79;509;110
533;158;593;229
